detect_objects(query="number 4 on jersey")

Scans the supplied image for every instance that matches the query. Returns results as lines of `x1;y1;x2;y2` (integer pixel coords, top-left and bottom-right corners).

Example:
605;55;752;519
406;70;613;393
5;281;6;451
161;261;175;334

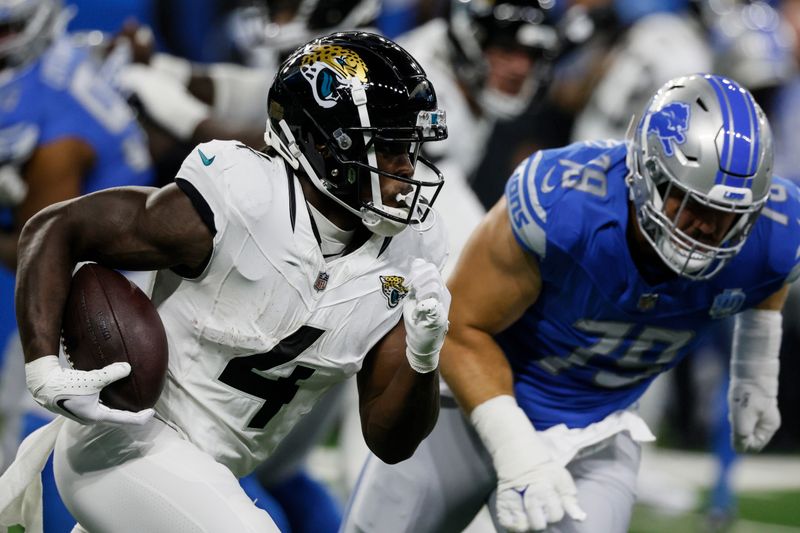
218;326;325;429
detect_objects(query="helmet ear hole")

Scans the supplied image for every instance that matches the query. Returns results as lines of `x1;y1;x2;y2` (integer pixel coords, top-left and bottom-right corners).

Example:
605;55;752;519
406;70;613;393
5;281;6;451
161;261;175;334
645;159;658;176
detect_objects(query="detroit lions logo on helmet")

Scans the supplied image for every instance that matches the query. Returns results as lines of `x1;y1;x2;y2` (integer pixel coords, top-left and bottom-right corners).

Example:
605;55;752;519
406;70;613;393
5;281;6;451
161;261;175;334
647;102;691;157
379;275;408;309
300;44;369;109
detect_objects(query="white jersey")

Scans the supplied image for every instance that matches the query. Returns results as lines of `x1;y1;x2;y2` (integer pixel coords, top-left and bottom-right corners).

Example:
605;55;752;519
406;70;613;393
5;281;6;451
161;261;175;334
151;140;448;477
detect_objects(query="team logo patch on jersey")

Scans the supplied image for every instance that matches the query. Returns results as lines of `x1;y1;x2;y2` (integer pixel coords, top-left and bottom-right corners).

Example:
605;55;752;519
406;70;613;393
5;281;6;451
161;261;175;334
379;275;408;308
648;102;690;157
314;272;329;292
709;288;746;319
300;44;369;109
637;293;659;312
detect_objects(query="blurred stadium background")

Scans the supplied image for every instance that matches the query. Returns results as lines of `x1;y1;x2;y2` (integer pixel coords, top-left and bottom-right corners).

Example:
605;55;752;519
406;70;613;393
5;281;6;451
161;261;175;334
3;0;800;532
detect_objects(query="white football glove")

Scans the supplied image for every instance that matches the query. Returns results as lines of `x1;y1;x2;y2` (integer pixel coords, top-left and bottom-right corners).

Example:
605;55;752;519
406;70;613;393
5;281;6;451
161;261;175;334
117;63;210;140
0;164;27;206
728;379;780;452
25;355;154;425
728;309;782;453
402;258;451;373
472;396;586;532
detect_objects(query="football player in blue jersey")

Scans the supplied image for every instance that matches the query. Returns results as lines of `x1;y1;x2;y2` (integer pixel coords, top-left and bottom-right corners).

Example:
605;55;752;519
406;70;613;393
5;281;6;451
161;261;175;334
342;73;796;533
0;1;155;530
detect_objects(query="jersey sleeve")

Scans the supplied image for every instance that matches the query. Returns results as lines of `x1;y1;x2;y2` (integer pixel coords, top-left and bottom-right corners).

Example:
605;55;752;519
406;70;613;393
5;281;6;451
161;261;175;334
504;150;552;260
504;141;628;269
174;140;237;239
761;176;800;284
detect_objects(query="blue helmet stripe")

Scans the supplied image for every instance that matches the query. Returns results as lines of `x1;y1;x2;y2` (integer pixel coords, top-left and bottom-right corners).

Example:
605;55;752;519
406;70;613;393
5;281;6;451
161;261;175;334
706;75;760;187
743;84;760;176
726;77;759;176
706;76;732;186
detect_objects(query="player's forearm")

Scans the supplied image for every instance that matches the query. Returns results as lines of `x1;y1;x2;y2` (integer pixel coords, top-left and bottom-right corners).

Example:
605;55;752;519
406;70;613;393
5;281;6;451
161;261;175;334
441;325;515;415
360;367;439;464
16;204;80;362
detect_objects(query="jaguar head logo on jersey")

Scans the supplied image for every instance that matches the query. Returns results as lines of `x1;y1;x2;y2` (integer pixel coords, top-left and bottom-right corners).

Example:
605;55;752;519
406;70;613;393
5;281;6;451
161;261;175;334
300;44;369;109
709;288;746;319
647;102;690;157
379;275;408;308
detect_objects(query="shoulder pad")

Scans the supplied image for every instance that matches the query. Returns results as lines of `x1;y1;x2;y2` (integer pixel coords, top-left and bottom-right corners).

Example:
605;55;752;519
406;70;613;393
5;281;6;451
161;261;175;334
505;141;627;259
176;140;281;236
758;176;800;283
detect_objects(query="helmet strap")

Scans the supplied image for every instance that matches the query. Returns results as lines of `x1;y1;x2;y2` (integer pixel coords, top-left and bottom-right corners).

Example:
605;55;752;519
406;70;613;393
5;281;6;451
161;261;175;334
266;118;362;218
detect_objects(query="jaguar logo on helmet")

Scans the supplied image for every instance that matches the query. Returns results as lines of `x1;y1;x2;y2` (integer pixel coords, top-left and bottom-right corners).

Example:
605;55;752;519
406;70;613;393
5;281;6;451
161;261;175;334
300;44;369;109
379;275;408;309
647;101;690;157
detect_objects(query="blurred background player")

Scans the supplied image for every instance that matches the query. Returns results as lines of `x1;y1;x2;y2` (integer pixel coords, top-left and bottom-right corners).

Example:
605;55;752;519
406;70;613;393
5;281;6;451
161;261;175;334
397;0;562;269
0;1;155;531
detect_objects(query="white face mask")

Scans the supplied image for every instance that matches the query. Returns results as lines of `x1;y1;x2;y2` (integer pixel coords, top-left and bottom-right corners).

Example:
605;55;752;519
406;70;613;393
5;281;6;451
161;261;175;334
656;233;713;274
360;206;409;237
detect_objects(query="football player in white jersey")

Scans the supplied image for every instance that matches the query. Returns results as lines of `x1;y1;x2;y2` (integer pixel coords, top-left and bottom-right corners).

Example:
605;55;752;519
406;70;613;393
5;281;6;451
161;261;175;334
9;32;450;533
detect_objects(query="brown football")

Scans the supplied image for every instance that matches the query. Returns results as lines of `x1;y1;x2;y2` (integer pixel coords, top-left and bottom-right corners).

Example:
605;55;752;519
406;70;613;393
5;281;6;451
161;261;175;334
61;263;168;412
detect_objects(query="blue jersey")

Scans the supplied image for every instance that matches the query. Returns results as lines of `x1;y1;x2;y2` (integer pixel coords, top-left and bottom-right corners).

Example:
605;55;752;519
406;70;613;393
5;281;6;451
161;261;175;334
0;36;153;192
502;140;800;430
0;36;154;359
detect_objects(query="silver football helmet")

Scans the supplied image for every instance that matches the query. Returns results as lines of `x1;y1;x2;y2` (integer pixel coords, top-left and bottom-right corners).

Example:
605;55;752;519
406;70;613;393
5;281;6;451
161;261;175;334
0;0;62;72
628;74;774;280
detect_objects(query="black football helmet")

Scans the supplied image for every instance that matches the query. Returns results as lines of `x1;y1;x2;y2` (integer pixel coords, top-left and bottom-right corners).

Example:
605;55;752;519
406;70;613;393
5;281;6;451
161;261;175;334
265;31;448;236
0;0;64;72
448;0;562;118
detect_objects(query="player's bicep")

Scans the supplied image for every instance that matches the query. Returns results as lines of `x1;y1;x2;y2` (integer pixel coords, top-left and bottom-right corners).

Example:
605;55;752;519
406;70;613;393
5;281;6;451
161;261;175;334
357;318;406;407
448;197;542;335
67;183;213;272
754;283;790;311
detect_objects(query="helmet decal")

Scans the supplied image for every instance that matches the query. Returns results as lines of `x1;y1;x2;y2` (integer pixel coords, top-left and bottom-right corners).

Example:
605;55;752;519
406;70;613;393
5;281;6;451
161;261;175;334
647;101;690;157
266;32;447;237
705;75;761;186
301;44;369;108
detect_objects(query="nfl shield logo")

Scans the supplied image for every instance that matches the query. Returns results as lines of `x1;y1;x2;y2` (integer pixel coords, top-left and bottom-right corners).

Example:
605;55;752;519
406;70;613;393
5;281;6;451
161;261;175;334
637;293;659;312
314;272;329;292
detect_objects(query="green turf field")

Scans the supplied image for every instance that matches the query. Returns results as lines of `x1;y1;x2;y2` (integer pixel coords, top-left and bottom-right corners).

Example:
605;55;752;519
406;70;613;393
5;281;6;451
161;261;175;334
630;489;800;533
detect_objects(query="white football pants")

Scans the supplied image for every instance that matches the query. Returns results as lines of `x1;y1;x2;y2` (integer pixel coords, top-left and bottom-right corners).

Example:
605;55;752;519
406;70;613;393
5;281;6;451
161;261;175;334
53;417;279;533
342;400;641;533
